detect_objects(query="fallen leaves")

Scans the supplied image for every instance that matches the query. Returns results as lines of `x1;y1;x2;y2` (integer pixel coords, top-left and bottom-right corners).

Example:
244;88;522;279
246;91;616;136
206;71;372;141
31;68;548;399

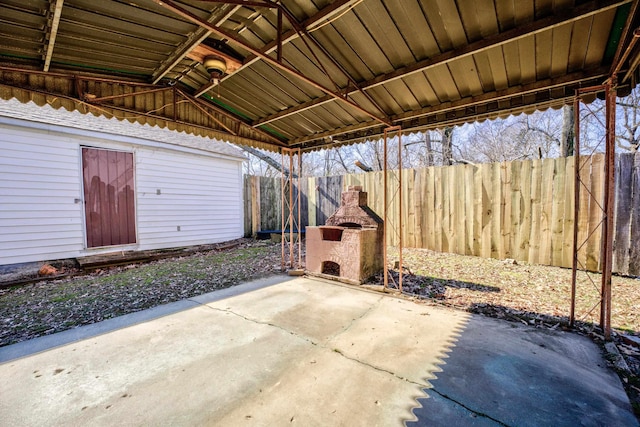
376;247;640;333
370;246;640;418
0;239;281;347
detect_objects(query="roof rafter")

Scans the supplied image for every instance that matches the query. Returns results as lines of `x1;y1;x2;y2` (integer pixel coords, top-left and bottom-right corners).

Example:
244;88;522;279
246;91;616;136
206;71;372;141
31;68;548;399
154;0;391;126
151;4;241;84
193;0;363;97
0;65;284;146
42;0;65;72
290;67;610;148
610;0;640;77
253;0;631;128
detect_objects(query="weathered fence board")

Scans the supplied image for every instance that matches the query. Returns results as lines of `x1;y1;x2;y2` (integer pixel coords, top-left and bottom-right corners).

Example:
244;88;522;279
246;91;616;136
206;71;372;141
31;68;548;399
586;154;604;271
404;169;416;248
480;163;493;259
501;162;512;259
562;157;575;268
529;159;542;264
259;176;281;231
464;165;475;255
539;158;555;266
629;152;640;276
245;153;640;275
298;178;309;231
243;176;253;237
551;158;566;267
425;168;436;251
308;176;317;228
442;166;453;253
454;165;467;255
413;168;424;248
316;175;342;225
575;155;591;269
490;162;502;259
510;161;522;261
614;154;633;275
519;160;533;262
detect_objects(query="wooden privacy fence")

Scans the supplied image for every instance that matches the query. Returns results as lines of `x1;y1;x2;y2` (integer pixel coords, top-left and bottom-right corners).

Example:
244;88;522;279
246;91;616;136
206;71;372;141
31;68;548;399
244;152;640;276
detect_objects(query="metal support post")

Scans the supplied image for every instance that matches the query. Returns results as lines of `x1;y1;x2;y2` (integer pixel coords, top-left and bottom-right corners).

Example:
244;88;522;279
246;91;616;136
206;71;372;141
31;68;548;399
570;95;580;327
383;126;403;292
570;83;616;340
280;147;302;271
600;82;616;339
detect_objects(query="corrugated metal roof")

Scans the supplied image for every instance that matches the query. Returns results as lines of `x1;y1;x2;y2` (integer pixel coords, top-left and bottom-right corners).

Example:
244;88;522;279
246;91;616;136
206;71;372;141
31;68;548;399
0;0;638;152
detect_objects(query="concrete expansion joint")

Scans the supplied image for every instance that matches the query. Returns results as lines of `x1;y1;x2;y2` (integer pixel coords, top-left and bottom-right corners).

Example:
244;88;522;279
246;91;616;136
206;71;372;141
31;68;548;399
427;388;512;427
196;299;422;390
327;295;384;341
331;348;428;388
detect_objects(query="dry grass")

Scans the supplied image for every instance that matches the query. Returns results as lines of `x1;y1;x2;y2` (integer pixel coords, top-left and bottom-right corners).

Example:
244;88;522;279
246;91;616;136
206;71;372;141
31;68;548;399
385;247;640;334
0;239;282;347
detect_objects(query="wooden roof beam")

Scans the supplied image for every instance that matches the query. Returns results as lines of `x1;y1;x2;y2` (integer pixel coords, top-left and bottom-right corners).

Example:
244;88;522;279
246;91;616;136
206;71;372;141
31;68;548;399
43;0;65;72
252;0;631;128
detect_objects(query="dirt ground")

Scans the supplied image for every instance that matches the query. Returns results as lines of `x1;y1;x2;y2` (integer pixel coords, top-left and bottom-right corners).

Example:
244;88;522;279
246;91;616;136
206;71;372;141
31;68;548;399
368;247;640;417
376;247;640;334
1;240;639;415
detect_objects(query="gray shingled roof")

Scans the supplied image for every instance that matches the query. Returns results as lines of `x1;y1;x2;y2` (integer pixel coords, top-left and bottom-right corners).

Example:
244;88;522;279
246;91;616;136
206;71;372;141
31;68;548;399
0;99;246;160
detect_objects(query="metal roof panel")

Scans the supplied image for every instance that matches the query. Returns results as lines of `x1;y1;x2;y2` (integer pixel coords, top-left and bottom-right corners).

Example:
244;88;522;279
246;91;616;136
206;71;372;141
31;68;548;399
382;1;439;59
0;0;637;151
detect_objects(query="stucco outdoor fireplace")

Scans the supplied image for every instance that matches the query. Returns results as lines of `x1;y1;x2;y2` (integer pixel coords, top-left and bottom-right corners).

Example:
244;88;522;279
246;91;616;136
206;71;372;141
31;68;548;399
306;186;384;284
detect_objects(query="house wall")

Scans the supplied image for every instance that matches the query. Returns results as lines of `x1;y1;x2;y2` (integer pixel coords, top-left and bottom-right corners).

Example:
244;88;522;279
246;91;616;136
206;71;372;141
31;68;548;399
135;146;243;250
0;117;244;266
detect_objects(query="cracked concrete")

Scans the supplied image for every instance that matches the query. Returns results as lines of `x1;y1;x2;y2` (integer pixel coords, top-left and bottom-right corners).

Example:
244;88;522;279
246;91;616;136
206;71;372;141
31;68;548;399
0;276;636;426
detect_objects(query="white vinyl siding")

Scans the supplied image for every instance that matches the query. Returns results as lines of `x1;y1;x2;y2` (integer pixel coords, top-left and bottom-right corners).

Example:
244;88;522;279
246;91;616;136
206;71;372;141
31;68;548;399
0;117;244;266
0;125;85;264
136;148;243;249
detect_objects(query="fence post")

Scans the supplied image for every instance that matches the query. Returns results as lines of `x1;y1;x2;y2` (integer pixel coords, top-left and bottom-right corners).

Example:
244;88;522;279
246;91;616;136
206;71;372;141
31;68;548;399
251;176;261;237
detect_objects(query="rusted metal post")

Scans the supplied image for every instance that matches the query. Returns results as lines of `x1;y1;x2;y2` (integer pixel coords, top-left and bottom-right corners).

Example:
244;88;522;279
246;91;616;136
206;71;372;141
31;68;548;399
383;126;403;291
570;94;580;327
279;147;301;271
297;150;302;268
601;82;617;340
397;129;403;293
383;133;388;290
281;149;286;271
288;151;294;269
570;84;616;338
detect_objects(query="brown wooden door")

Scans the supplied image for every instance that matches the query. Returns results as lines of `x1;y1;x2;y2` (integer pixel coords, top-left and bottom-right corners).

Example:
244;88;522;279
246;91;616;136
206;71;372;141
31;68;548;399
82;147;136;248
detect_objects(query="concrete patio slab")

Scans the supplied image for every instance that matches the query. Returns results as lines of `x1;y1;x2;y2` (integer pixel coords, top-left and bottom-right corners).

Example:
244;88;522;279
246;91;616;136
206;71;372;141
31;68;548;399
408;314;639;427
0;276;636;426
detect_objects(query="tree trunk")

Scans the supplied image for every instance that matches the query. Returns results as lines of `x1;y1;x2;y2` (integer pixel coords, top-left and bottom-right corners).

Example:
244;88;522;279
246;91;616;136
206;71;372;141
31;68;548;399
560;104;575;157
424;132;433;167
442;127;454;165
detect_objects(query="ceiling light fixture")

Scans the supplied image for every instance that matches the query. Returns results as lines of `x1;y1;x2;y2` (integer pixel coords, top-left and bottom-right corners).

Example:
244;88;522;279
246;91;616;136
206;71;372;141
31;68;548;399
203;56;227;97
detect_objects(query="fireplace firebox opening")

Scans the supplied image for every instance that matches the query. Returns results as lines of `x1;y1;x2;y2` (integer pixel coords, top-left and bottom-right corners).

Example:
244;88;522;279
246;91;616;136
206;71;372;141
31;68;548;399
322;261;340;276
321;227;343;241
